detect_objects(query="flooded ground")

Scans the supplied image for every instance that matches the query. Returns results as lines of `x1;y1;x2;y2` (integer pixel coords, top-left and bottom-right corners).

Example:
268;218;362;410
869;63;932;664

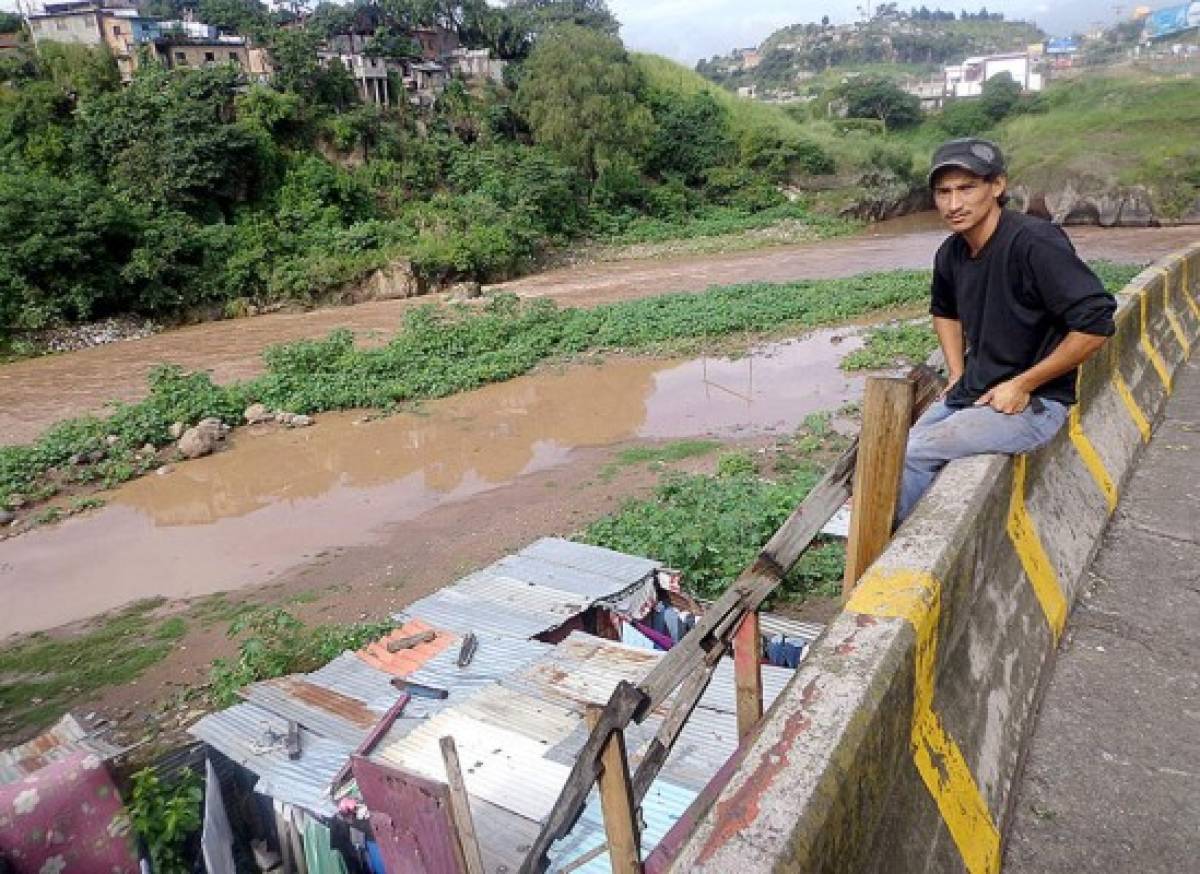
1;218;1195;446
0;329;862;637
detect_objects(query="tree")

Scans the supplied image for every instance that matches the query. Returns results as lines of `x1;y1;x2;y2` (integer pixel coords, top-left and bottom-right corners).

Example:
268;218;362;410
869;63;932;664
0;11;23;33
840;75;922;130
515;24;651;183
979;71;1020;122
505;0;620;38
197;0;269;35
645;91;735;185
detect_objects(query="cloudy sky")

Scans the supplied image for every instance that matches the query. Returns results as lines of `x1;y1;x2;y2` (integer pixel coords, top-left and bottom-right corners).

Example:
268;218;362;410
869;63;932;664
607;0;1123;63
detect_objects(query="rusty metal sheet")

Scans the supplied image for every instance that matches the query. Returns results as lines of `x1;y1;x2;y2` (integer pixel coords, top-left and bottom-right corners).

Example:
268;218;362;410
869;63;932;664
352;755;466;874
240;676;383;744
0;714;124;785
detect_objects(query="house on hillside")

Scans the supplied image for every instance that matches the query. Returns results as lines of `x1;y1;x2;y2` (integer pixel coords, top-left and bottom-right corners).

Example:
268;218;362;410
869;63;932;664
446;46;505;83
944;51;1043;98
25;3;265;82
318;33;391;106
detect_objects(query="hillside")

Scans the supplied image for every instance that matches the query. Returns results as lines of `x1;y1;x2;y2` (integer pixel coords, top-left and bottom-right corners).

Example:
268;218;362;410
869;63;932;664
699;7;1043;96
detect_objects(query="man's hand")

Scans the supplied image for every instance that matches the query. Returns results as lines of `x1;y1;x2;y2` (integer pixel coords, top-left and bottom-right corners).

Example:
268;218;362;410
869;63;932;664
975;378;1031;414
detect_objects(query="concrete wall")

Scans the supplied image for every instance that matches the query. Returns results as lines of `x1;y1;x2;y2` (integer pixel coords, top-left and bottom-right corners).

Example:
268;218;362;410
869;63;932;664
649;243;1200;874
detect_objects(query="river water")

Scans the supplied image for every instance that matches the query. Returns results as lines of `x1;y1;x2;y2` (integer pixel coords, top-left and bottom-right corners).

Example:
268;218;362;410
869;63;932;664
0;329;864;637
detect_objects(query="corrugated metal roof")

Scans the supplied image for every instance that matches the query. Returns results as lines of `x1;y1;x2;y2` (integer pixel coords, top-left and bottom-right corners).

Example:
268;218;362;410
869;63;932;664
407;634;550;694
397;538;662;640
546;779;698;873
373;708;573;823
520;539;661;589
759;612;824;644
189;703;352;817
501;633;661;710
0;714;124;785
356;619;457;677
240;676;384;745
306;653;401;712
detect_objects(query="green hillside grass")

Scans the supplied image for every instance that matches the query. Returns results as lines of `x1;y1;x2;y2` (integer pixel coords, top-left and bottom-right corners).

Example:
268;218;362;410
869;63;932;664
1000;75;1200;218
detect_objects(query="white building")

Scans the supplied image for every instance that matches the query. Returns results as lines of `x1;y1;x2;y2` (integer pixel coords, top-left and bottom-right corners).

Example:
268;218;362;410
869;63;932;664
944;52;1043;99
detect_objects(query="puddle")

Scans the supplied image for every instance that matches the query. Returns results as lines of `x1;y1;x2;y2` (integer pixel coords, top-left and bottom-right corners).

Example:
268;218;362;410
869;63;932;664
0;329;863;637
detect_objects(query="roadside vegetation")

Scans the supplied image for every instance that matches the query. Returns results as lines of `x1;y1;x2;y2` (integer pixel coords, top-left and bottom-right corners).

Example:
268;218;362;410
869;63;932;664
583;413;849;603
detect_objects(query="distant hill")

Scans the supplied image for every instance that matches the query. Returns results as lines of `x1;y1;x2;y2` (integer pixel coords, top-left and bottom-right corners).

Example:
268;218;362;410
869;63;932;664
699;7;1044;95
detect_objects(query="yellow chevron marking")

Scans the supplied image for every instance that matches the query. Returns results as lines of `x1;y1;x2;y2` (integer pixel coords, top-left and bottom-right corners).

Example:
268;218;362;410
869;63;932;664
1069;404;1118;514
1006;455;1068;640
847;570;1001;874
1139;290;1173;393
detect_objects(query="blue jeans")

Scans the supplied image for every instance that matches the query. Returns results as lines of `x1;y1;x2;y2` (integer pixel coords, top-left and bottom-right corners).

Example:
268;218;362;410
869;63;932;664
896;397;1069;523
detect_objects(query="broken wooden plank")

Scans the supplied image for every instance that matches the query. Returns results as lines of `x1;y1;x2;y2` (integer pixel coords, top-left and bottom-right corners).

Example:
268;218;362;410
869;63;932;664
440;736;485;874
387;630;438;653
586;707;642;874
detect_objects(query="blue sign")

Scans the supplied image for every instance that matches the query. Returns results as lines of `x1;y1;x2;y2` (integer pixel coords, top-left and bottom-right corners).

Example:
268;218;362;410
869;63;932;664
1144;2;1200;39
1045;38;1079;54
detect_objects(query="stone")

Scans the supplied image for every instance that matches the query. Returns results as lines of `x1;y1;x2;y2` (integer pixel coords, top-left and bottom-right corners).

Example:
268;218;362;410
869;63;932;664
68;453;83;466
104;434;120;447
448;280;482;302
0;510;14;526
156;465;174;476
8;494;25;509
287;414;313;428
177;419;226;460
84;448;106;464
140;443;156;456
364;261;423;301
168;422;186;440
275;411;295;426
244;403;272;425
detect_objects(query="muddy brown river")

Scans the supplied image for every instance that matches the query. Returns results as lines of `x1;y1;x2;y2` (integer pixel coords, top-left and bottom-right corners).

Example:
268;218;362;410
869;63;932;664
0;330;862;637
1;218;1196;637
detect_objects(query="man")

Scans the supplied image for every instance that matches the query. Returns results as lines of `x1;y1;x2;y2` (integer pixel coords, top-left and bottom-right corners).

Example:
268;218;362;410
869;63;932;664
896;138;1116;523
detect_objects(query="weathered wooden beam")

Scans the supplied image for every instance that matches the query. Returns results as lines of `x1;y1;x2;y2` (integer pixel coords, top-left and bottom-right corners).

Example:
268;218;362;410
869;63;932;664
518;681;644;874
586;706;643;874
843;376;915;592
733;610;764;739
440;736;485;874
631;662;718;804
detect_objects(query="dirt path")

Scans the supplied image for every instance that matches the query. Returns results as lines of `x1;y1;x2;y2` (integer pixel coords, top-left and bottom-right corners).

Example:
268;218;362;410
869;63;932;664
2;220;1195;446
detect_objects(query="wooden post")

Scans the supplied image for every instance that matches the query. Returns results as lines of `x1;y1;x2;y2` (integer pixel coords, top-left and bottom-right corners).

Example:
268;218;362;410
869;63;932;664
843;376;915;593
585;707;643;874
732;610;763;740
440;737;485;874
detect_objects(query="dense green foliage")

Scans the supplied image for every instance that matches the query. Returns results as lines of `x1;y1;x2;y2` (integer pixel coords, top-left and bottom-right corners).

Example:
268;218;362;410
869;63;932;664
0;270;931;511
129;767;203;874
209;608;393;705
0;1;854;342
583;420;849;601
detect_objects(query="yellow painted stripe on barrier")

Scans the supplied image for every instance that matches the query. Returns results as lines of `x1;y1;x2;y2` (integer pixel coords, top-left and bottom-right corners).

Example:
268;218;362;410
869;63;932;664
1139;291;1173;393
1156;269;1192;355
1177;259;1200;321
847;570;1001;874
1006;455;1068;640
1112;367;1151;442
1068;404;1118;513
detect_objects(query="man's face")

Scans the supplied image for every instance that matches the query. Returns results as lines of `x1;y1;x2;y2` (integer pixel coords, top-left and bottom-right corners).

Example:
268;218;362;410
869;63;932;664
932;168;1006;234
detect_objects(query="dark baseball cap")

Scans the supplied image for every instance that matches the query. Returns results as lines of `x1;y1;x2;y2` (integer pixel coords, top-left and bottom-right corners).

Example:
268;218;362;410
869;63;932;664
928;138;1006;187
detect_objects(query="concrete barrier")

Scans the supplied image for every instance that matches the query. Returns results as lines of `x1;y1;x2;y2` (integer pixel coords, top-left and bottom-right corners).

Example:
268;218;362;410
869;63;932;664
647;243;1200;874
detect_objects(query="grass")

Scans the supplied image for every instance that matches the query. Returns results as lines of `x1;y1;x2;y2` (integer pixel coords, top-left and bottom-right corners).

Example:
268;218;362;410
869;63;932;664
1000;74;1200;219
582;419;850;603
599;439;720;482
842;322;938;371
0;599;187;737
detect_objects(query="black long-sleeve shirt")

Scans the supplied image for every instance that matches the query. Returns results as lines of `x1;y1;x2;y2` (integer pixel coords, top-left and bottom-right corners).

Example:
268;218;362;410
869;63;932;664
930;210;1116;408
